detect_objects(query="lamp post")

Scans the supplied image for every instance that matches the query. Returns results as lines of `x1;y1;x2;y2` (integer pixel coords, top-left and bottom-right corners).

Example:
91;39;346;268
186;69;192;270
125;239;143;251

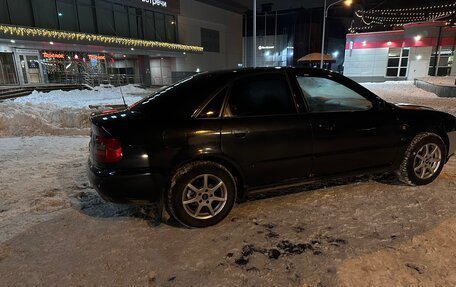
253;0;257;68
320;0;352;69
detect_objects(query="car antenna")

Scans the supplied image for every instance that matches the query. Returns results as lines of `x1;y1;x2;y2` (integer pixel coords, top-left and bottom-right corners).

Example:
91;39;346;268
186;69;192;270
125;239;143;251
119;85;127;108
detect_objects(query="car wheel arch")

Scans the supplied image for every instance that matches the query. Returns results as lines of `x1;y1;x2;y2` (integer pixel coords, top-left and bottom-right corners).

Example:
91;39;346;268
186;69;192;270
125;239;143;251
416;127;449;157
165;154;246;202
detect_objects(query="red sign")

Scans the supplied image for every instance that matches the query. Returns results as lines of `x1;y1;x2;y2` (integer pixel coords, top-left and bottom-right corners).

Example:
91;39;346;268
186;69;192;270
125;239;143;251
88;55;106;61
42;52;65;59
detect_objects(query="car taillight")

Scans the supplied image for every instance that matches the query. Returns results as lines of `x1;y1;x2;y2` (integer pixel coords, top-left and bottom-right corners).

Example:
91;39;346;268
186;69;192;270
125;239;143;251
94;136;122;163
100;109;118;115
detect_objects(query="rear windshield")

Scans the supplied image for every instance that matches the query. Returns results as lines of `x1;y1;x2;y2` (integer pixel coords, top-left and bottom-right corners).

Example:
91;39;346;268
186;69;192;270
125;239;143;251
130;74;227;119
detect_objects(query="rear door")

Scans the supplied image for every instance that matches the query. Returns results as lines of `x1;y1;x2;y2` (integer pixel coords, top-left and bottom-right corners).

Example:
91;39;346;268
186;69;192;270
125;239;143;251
220;71;313;188
292;71;402;176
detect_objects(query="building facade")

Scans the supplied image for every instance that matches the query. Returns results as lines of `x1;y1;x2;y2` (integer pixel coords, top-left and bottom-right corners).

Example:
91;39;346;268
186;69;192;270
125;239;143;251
0;0;242;86
242;6;351;70
344;22;456;82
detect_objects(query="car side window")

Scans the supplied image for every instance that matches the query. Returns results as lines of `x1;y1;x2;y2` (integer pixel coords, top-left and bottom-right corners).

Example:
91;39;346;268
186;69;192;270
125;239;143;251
296;76;373;112
198;88;227;119
225;73;297;117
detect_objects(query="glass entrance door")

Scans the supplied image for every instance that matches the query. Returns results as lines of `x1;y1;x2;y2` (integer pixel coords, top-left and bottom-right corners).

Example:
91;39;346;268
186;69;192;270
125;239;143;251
18;54;43;84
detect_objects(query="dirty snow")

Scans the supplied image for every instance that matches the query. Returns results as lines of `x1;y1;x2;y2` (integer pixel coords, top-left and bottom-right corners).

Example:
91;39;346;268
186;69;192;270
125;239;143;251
12;84;147;109
362;81;456;116
0;85;152;137
417;76;456;86
1;82;456;286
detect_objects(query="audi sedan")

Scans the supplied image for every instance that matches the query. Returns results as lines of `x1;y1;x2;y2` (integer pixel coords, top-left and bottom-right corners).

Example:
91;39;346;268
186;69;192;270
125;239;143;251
88;67;456;228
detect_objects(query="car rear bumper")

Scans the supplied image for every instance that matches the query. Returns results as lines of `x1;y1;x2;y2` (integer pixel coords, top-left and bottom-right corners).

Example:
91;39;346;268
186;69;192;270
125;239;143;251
87;162;165;205
448;131;456;159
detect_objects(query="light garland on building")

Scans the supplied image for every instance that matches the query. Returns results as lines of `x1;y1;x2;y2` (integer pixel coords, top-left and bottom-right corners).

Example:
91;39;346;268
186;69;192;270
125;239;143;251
358;3;456;14
0;24;204;53
351;2;456;33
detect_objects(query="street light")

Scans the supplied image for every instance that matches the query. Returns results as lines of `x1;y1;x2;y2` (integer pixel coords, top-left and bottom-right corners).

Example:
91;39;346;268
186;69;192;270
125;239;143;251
253;0;257;67
320;0;353;69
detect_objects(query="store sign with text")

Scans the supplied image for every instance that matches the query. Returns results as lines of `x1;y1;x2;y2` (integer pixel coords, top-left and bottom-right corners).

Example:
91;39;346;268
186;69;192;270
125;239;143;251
141;0;167;8
42;52;65;59
121;0;179;13
88;55;106;61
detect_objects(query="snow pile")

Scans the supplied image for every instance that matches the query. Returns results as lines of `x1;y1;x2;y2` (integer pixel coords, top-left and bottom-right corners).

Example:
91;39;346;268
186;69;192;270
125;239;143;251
362;81;456;116
417;76;456;87
0;84;153;137
13;84;146;109
0;102;91;137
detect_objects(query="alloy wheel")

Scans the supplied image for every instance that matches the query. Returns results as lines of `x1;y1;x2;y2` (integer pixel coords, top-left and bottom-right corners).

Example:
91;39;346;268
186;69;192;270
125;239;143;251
413;143;442;180
182;174;228;220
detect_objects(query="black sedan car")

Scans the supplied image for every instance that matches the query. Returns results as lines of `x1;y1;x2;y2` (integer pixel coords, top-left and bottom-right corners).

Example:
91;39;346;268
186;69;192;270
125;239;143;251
88;68;456;228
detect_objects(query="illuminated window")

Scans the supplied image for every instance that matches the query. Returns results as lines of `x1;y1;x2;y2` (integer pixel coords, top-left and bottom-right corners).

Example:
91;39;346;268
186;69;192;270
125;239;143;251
429;46;454;76
386;48;409;77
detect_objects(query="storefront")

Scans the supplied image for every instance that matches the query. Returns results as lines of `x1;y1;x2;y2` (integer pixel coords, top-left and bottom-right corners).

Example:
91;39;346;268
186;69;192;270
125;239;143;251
0;0;243;87
344;22;456;82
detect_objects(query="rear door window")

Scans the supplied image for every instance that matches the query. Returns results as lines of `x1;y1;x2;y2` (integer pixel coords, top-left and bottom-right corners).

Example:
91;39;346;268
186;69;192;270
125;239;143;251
198;88;227;119
225;73;297;117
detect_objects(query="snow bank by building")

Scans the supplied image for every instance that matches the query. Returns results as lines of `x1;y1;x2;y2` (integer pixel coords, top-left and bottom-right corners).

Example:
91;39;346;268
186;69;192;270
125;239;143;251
0;85;150;137
13;84;146;109
362;81;456;116
417;76;456;87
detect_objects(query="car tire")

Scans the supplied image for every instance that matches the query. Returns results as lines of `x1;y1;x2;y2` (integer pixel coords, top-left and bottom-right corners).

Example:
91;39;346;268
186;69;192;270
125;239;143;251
397;132;446;186
166;161;237;228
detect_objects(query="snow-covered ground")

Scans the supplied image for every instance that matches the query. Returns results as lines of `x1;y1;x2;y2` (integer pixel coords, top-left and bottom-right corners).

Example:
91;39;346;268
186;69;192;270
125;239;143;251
1;81;456;286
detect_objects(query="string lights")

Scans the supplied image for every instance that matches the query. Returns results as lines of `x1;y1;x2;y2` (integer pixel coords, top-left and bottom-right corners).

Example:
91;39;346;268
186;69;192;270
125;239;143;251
0;24;204;53
350;2;456;33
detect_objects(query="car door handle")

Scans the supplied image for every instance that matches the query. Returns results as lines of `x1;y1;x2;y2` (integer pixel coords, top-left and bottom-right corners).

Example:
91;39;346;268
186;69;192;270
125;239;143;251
231;130;249;138
360;127;378;134
317;123;336;132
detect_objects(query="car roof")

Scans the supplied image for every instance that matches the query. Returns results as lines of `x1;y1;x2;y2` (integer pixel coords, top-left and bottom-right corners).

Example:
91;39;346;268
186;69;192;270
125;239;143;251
195;67;334;80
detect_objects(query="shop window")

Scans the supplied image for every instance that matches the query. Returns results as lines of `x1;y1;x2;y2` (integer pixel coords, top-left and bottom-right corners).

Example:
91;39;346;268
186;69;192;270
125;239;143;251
30;0;59;29
57;0;78;32
0;53;18;85
165;15;176;43
429;46;454;76
386;48;409;78
201;28;220;53
41;51;110;84
96;1;115;36
154;12;166;41
0;0;10;24
144;10;155;40
7;0;34;27
77;0;96;34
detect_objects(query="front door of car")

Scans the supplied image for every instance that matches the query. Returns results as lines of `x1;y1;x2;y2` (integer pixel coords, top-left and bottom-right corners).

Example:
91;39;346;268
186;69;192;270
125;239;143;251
220;72;313;188
293;73;402;176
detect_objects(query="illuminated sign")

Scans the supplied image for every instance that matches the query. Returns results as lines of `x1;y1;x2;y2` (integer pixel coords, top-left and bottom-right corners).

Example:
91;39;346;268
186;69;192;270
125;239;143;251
88;55;106;61
42;52;65;59
141;0;167;8
122;0;179;13
258;46;275;50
